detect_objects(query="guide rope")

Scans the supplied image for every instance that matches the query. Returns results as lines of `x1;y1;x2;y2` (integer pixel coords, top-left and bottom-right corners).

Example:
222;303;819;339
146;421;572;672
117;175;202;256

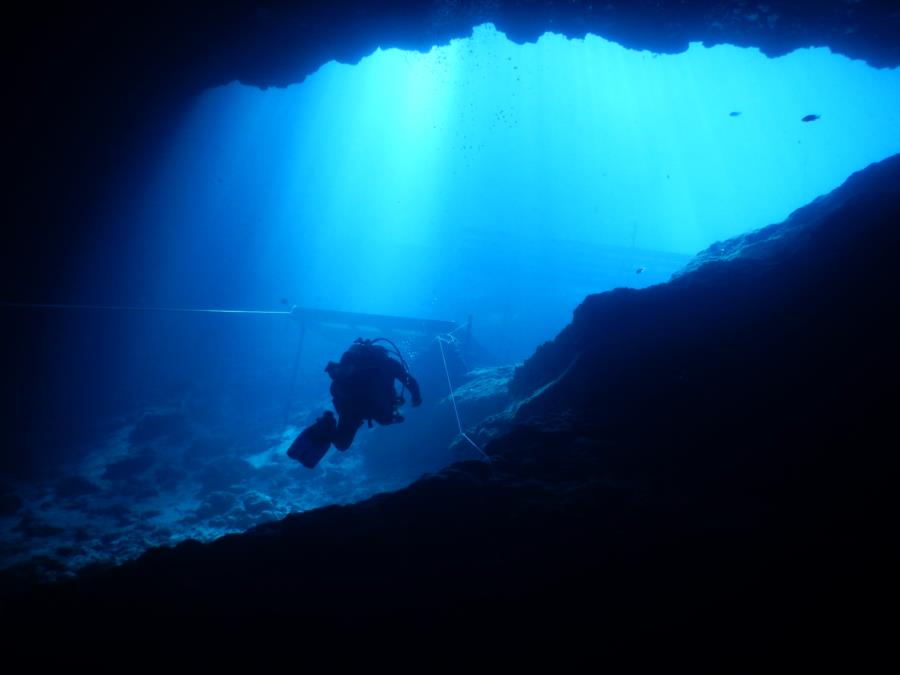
436;332;490;462
4;300;486;460
0;302;291;315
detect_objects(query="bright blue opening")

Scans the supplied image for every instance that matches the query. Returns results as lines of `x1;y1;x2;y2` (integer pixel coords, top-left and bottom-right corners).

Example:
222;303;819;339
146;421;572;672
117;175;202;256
106;24;900;356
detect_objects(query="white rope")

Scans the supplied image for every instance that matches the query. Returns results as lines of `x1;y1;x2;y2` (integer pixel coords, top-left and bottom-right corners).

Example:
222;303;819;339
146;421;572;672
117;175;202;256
437;334;490;462
6;300;488;460
0;302;290;315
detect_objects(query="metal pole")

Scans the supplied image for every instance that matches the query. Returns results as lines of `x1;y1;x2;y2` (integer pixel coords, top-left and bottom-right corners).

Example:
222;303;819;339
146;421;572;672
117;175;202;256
284;318;307;424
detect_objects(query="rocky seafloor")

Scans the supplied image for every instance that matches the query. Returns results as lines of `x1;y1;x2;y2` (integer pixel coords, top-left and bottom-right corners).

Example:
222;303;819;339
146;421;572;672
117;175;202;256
0;331;493;584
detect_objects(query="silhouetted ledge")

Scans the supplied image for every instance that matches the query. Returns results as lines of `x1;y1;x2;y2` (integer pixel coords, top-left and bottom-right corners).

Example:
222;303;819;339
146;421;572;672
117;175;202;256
4;155;898;655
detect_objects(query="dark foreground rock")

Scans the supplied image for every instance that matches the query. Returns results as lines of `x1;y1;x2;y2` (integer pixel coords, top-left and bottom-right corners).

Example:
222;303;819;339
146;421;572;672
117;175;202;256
3;155;900;658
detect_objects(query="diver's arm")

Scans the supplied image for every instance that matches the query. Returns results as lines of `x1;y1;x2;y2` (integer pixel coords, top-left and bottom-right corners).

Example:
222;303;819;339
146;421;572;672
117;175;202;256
390;360;422;406
404;373;422;407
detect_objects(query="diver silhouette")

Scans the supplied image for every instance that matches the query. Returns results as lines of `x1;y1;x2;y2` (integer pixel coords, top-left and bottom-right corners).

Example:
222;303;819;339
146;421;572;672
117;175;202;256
288;338;422;468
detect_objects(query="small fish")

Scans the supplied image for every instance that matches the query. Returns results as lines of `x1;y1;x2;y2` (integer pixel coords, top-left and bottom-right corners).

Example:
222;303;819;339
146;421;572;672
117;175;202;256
729;111;742;117
635;267;645;275
801;114;820;122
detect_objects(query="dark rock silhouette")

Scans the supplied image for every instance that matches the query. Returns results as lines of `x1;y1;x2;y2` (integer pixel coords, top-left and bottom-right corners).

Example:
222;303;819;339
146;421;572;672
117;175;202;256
4;154;898;656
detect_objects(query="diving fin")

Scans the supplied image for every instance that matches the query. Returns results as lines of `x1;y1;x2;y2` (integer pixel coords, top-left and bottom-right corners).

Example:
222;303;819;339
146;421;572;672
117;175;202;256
287;412;336;469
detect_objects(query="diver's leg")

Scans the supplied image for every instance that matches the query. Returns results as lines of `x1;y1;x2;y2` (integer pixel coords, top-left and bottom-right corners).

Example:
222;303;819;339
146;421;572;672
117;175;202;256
332;415;363;451
372;396;402;426
373;409;401;425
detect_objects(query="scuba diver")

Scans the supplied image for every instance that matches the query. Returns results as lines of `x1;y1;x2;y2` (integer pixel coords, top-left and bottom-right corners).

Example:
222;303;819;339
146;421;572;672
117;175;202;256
288;338;422;468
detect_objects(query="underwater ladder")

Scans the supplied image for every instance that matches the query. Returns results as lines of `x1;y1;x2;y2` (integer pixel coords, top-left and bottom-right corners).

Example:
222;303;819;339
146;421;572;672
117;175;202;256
1;301;488;461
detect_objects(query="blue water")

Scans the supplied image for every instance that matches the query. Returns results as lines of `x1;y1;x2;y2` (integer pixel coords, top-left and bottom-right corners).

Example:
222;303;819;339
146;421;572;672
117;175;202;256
4;24;900;578
86;24;900;355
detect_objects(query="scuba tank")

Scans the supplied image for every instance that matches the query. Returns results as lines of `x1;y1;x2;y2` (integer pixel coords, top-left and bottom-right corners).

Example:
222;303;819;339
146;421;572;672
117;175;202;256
352;337;412;405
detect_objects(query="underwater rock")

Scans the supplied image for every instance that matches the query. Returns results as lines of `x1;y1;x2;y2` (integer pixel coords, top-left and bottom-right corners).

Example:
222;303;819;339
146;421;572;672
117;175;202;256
511;155;900;418
445;365;515;419
0;556;67;592
192;492;238;521
439;365;517;454
240;491;274;516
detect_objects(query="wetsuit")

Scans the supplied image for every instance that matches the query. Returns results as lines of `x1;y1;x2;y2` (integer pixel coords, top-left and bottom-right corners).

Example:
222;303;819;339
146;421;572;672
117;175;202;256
326;341;422;451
